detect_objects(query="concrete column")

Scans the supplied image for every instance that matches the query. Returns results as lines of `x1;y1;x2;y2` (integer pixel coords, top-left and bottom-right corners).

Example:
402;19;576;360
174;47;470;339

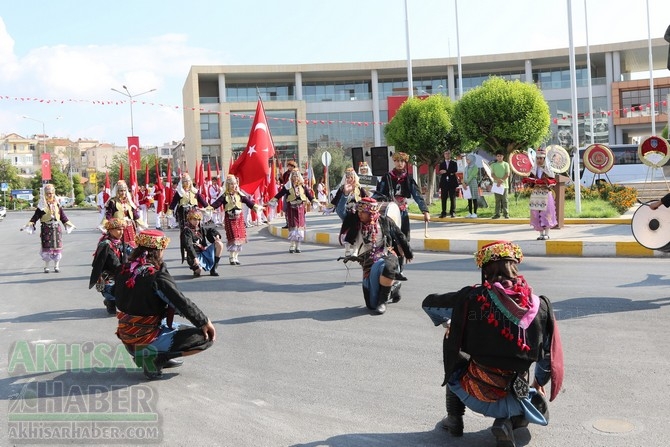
371;69;380;146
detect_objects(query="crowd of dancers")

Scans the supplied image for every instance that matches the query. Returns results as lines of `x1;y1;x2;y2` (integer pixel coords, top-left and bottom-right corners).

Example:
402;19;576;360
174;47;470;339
19;154;562;447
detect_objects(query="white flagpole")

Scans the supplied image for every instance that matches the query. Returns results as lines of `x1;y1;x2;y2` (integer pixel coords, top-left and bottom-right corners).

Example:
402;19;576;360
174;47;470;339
584;0;594;144
568;0;581;212
646;0;656;135
455;0;463;100
404;0;414;99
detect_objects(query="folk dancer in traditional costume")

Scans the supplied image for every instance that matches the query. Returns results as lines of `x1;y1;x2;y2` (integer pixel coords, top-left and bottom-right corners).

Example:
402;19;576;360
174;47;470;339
339;197;410;314
89;218;132;314
23;183;76;273
524;148;557;240
271;169;319;254
168;174;209;261
137;185;151;225
104;180;146;248
168;174;209;231
373;151;429;279
152;180;165;230
181;209;224;277
330;167;369;255
422;241;563;447
280;160;298;228
211;174;262;265
208;177;223;227
115;229;216;380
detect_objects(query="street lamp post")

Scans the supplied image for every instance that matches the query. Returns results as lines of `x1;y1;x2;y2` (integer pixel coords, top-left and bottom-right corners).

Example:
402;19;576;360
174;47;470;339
22;115;46;153
111;85;156;136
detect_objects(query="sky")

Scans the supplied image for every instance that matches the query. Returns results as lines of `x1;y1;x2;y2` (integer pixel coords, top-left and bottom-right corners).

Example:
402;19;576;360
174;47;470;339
1;0;669;148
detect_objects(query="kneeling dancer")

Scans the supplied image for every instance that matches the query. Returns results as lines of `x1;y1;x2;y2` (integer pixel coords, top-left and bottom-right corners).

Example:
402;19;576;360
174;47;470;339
181;209;224;277
115;229;216;380
339;197;410;314
422;241;563;447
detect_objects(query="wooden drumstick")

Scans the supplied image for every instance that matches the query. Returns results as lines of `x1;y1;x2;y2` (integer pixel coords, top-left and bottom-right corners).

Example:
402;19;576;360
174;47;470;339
424;220;429;238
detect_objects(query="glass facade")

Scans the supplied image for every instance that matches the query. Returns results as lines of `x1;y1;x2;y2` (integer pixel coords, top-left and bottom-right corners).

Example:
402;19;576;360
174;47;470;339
532;67;605;89
378;77;448;100
231;142;298;163
621;86;669;117
201;145;221;168
306;112;375;152
225;84;295;102
230;110;297;138
302;81;372;102
200;114;220;139
457;72;525;93
547;96;609;147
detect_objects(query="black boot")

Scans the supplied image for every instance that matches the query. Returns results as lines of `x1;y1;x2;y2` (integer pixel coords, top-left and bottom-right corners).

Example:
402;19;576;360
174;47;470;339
443;388;465;436
390;282;402;303
210;257;220;276
375;285;392;314
491;418;516;447
363;286;372;309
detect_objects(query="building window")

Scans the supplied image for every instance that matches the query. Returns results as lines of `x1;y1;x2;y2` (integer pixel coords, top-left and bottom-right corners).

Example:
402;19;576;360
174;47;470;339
306;111;375;152
201;145;221;169
230;110;297;138
621;87;669;117
200;114;220;139
302;80;372;102
226;83;295;102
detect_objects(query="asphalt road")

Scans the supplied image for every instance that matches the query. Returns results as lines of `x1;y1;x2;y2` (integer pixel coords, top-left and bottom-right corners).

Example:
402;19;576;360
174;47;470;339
1;209;669;447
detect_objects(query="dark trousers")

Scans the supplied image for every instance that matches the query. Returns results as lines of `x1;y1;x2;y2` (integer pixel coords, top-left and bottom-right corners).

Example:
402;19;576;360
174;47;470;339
441;187;457;214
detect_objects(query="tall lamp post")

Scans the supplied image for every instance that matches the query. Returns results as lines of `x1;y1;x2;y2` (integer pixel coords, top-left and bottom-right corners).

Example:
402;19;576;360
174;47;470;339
22;115;46;153
111;85;156;136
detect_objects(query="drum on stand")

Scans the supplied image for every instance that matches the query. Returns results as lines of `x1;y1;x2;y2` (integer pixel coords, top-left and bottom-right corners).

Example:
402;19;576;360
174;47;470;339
379;202;402;227
631;203;670;252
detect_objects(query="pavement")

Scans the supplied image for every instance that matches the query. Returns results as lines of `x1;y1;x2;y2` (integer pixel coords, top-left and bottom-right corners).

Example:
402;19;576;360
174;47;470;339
267;204;670;258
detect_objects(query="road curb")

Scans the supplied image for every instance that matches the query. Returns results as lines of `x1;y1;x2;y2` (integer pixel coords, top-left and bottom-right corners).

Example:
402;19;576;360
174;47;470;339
267;223;665;258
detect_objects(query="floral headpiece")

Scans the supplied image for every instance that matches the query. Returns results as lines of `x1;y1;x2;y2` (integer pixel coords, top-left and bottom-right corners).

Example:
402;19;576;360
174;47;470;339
392;151;410;162
135;230;170;250
225;174;237;185
356;197;380;214
536;147;547;157
104;217;127;230
187;209;203;221
474;240;523;268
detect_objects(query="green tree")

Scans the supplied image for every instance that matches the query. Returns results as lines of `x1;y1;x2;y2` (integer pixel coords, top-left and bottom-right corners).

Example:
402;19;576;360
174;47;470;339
0;160;23;191
453;77;551;156
384;94;456;204
30;165;70;204
72;174;85;205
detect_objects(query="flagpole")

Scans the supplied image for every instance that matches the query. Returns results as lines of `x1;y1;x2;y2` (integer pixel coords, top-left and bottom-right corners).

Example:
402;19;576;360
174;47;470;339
584;0;594;144
455;0;463;100
646;0;656;135
404;0;413;98
567;0;581;213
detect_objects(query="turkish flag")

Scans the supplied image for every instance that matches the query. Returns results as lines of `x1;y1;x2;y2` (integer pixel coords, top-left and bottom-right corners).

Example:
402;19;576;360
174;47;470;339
127;136;141;171
230;99;275;195
104;171;111;202
41;153;51;180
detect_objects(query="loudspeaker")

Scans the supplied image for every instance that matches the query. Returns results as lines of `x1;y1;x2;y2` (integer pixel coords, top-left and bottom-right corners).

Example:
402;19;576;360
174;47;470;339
351;147;364;172
370;146;390;176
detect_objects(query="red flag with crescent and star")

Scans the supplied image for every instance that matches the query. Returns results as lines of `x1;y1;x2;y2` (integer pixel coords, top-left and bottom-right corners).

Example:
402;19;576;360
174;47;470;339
127;136;141;171
229;98;275;195
41;153;51;181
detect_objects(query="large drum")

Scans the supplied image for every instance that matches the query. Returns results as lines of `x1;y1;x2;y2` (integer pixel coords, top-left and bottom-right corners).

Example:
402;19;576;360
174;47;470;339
631;203;670;252
379;202;402;227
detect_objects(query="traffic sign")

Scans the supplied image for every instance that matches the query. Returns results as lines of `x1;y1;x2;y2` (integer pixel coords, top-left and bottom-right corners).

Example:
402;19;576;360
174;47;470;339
321;151;332;167
0;182;7;192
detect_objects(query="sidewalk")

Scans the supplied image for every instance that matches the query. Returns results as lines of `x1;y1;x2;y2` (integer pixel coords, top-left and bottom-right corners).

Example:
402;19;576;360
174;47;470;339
267;206;669;258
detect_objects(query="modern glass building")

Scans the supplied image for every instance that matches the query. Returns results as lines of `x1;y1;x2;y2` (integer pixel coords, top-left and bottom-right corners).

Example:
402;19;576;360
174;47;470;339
181;38;670;172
